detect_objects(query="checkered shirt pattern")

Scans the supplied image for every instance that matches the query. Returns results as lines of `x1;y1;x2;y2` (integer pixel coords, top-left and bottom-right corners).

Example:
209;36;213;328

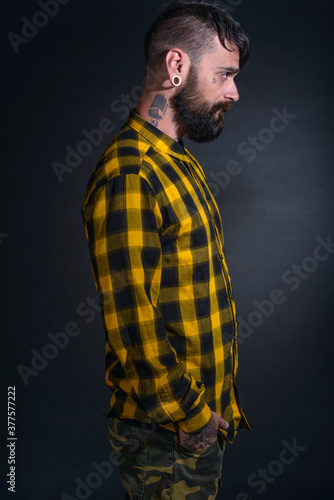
82;110;249;442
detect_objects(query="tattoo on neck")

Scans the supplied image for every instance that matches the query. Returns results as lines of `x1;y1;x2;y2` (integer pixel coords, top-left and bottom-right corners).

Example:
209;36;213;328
148;94;168;127
212;78;217;84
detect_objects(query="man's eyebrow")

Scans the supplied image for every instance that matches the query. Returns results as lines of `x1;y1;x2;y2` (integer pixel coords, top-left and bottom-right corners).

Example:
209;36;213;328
216;66;240;74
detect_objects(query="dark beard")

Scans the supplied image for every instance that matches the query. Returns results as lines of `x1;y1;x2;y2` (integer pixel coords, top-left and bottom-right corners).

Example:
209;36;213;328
172;65;232;143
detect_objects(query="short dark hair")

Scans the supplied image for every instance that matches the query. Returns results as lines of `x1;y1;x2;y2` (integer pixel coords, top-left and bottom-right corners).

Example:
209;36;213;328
144;0;250;71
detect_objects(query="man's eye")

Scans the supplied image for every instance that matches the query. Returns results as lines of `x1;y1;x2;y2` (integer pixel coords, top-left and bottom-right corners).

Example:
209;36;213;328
221;73;228;79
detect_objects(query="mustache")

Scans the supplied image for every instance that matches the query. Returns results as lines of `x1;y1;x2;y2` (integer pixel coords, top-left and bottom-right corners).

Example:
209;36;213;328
212;101;233;114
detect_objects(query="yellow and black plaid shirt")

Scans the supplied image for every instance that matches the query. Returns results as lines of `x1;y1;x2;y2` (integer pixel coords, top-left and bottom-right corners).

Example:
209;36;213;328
82;110;249;442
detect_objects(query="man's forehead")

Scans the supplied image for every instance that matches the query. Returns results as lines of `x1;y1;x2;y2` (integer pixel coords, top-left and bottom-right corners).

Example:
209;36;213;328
203;36;240;70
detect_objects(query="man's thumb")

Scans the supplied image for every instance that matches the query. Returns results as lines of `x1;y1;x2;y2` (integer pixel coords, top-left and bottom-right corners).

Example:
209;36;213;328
218;416;229;430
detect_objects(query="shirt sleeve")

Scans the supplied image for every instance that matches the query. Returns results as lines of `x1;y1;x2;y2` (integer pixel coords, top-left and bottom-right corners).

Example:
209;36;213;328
83;173;212;434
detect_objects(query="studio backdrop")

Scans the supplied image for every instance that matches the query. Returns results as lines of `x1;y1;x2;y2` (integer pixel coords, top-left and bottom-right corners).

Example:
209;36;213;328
1;1;333;499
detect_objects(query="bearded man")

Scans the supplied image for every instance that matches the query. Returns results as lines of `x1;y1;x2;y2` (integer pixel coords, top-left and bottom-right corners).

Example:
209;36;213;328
82;1;251;498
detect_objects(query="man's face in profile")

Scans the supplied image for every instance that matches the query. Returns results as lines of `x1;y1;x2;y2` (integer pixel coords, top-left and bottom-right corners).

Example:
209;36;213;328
172;37;240;143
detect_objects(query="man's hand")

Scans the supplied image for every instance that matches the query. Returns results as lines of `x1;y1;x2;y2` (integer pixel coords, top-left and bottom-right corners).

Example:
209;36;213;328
178;411;229;451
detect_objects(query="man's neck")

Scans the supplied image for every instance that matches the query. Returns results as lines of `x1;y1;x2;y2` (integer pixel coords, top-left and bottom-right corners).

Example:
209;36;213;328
136;89;184;140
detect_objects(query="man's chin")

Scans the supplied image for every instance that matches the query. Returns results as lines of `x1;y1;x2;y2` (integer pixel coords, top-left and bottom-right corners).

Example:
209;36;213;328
215;109;226;123
188;127;225;143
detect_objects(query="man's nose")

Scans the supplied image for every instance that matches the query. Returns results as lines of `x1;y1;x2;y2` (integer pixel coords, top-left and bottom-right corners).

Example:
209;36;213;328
223;80;239;102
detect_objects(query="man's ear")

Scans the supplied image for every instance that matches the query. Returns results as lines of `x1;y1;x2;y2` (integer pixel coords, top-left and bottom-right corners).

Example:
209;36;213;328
165;48;190;87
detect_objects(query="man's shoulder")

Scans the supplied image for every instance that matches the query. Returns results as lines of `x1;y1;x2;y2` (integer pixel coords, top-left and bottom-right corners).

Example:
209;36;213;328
97;124;149;177
82;122;157;212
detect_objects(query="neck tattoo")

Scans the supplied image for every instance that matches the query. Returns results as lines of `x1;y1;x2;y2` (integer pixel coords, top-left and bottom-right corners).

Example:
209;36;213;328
148;94;168;127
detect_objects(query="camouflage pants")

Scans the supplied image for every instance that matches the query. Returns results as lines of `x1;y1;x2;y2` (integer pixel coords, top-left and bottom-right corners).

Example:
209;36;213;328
108;418;226;500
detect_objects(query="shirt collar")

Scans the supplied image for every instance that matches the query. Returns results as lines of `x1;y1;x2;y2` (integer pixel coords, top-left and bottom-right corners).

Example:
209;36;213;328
127;109;189;162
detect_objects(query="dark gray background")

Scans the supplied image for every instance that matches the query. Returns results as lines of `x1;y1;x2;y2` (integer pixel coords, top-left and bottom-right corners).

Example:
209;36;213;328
1;0;333;499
